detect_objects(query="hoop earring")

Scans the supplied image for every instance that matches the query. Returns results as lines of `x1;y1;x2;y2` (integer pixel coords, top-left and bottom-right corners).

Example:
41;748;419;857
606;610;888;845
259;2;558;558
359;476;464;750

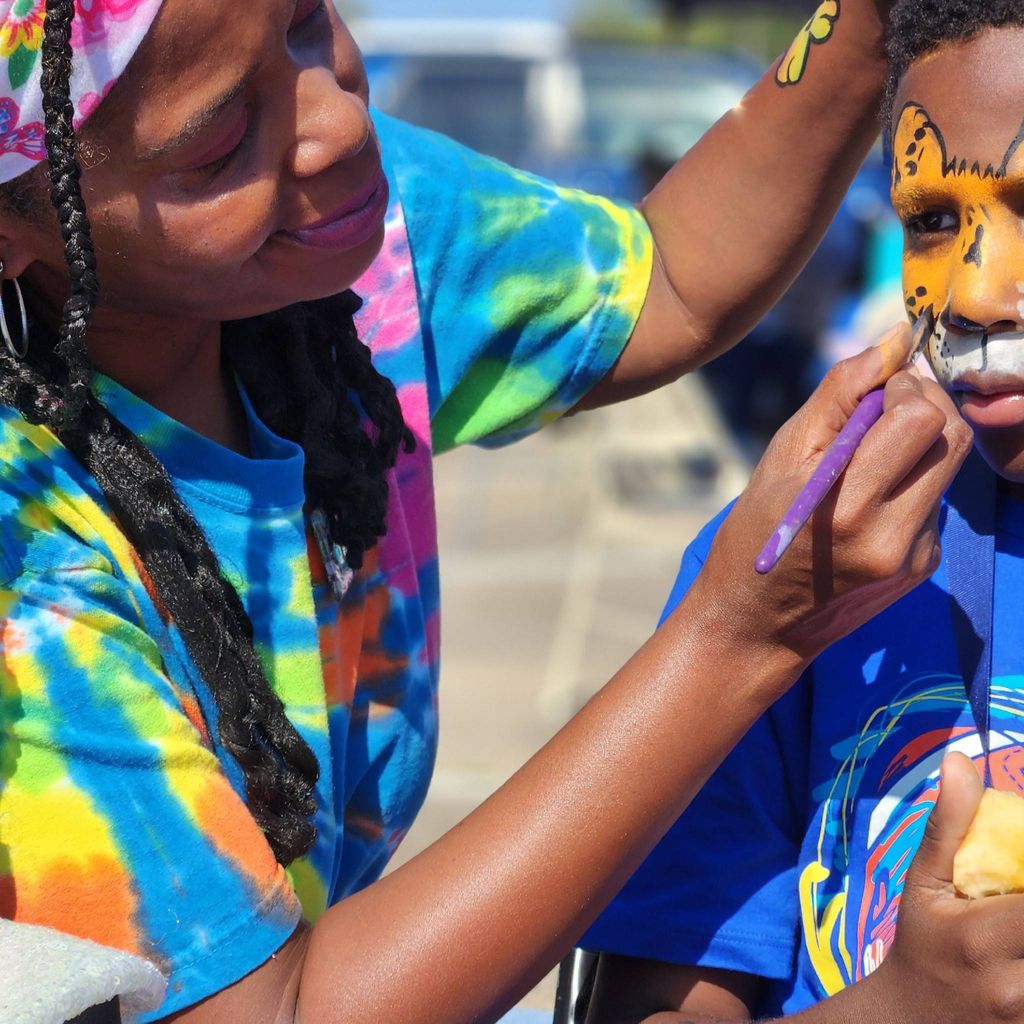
0;269;29;361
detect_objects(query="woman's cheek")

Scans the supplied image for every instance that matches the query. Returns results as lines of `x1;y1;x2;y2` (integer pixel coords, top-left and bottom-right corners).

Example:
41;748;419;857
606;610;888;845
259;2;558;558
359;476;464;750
156;181;281;269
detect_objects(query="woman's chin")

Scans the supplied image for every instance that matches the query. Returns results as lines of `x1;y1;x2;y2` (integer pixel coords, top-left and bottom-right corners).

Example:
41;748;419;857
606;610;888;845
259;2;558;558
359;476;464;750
247;225;385;312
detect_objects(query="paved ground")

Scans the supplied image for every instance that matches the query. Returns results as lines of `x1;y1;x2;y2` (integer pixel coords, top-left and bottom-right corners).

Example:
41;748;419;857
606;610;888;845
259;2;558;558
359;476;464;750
386;374;751;1014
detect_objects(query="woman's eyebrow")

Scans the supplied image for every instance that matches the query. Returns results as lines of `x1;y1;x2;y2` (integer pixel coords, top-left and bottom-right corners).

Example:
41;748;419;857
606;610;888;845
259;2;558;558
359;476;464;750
137;70;256;163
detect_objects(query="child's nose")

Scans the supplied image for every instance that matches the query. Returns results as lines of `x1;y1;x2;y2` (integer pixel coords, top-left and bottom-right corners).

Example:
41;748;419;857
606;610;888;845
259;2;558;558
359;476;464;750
947;222;1024;334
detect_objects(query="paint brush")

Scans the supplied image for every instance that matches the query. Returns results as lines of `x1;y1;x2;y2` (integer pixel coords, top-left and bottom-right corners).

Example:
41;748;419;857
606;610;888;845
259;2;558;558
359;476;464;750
755;310;935;575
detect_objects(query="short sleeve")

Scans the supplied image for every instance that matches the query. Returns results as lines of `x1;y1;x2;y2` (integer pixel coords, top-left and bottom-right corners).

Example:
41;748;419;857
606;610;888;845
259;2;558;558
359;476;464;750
581;508;810;981
0;566;302;1020
376;112;654;453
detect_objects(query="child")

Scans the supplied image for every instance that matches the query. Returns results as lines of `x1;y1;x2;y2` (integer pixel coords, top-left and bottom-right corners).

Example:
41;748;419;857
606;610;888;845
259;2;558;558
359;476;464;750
583;3;1024;1023
0;1;964;1022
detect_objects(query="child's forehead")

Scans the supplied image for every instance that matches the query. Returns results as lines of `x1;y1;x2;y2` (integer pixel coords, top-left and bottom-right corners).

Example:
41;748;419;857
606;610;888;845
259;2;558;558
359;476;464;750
891;26;1024;168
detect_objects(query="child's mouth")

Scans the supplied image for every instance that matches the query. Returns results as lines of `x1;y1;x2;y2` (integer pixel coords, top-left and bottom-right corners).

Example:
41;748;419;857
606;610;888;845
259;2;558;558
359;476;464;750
956;376;1024;429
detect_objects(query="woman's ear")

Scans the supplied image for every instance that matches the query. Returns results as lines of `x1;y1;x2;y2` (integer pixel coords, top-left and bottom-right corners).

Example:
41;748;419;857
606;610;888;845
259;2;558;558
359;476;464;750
0;167;62;279
0;217;63;283
0;227;41;279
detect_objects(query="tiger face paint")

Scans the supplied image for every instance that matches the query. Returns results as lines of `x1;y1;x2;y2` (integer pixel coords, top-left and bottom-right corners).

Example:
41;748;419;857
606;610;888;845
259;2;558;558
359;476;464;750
890;27;1024;480
892;103;1024;392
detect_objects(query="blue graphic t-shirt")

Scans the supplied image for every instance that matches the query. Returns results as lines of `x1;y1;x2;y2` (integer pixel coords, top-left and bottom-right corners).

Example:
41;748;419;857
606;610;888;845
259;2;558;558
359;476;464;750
584;472;1024;1017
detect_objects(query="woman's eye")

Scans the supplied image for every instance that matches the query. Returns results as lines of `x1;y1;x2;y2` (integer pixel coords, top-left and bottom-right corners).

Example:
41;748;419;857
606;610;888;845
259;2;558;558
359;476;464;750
290;0;326;31
905;210;958;237
190;115;256;182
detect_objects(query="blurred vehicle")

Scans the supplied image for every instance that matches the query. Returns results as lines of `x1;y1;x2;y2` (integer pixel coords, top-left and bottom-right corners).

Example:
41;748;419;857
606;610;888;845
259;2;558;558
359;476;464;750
356;18;758;200
355;17;894;458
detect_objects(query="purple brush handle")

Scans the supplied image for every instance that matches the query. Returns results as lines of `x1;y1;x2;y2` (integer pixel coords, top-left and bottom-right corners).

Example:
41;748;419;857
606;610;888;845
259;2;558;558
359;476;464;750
755;388;886;574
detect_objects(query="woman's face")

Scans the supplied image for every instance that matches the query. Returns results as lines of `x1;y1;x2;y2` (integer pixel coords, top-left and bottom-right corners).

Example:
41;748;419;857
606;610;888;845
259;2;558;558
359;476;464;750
9;0;385;328
890;27;1024;480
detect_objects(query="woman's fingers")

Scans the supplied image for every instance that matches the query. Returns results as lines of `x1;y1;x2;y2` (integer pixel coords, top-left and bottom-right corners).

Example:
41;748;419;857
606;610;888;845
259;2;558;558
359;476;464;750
837;370;946;506
702;320;972;666
840;371;971;513
827;371;969;582
882;377;972;505
776;322;915;456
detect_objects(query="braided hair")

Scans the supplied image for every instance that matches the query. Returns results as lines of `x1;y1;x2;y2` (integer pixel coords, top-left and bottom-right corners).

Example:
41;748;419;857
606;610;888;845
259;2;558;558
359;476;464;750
884;0;1024;130
0;0;413;865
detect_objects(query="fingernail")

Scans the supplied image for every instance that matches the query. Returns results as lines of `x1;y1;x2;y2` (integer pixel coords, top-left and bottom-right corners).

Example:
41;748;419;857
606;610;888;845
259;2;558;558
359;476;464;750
876;322;913;379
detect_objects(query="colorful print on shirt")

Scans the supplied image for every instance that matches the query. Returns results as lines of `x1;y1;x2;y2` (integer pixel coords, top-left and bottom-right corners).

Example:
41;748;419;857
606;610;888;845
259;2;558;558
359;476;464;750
0;110;652;1018
585;479;1024;1020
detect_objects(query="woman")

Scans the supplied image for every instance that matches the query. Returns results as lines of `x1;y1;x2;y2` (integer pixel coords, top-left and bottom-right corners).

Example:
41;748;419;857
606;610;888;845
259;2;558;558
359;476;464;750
0;1;968;1022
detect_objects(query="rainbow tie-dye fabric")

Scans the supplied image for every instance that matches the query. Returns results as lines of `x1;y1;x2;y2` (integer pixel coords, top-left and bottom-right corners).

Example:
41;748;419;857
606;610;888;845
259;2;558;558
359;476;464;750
0;112;652;1018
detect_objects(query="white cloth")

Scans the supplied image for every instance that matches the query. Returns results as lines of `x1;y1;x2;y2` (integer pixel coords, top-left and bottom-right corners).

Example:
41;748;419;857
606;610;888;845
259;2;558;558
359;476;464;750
0;920;165;1024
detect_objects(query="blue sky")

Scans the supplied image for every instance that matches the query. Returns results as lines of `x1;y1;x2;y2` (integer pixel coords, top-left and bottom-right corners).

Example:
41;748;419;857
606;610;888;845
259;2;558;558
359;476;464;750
358;0;575;18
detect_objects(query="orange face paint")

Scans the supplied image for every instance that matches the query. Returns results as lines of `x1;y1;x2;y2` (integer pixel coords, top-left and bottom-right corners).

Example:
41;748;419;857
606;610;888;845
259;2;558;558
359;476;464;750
891;102;1024;394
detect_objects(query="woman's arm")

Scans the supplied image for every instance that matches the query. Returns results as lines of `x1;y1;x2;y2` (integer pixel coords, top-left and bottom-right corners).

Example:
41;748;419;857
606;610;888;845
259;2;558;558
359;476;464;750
172;331;966;1024
583;0;893;407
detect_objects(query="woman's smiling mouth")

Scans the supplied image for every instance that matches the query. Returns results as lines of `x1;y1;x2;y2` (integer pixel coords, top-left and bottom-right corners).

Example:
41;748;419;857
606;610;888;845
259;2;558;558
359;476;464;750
278;168;388;252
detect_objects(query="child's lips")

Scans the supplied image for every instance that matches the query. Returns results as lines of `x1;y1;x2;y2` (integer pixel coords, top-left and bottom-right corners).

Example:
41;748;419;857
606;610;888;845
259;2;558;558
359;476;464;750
956;378;1024;429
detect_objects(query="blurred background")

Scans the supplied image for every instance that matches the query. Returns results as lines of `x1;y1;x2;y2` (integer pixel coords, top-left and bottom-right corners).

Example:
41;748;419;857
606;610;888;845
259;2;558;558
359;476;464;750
338;0;906;1013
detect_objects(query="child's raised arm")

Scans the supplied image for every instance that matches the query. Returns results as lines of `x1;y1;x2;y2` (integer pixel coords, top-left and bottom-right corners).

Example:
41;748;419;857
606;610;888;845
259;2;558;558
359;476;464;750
582;0;893;408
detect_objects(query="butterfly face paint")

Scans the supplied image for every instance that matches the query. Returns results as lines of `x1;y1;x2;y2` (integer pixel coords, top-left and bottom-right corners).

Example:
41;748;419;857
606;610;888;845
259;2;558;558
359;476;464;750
776;0;840;87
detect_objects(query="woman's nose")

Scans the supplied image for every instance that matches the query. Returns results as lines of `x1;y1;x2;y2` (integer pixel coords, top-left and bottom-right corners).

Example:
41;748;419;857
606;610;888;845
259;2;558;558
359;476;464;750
288;68;370;180
946;221;1024;334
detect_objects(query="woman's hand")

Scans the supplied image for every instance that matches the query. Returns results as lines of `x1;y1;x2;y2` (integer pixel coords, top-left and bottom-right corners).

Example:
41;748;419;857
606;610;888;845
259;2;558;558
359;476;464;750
687;321;972;679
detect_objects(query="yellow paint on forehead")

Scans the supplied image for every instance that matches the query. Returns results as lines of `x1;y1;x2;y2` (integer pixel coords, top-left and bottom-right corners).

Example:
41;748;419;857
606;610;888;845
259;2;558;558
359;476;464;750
891;102;1024;328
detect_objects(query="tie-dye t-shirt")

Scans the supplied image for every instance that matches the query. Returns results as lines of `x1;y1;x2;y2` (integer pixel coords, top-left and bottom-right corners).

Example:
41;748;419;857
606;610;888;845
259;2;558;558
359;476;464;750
0;111;652;1019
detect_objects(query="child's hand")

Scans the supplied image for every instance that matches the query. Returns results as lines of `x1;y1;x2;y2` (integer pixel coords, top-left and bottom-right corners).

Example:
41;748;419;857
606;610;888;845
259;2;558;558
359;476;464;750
688;322;972;686
871;754;1024;1024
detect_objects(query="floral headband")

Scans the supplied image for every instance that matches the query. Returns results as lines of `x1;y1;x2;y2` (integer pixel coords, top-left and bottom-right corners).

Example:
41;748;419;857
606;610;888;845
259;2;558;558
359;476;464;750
0;0;162;183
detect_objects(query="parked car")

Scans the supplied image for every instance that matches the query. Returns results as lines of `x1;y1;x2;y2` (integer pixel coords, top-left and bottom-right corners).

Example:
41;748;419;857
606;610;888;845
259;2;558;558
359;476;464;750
356;18;758;200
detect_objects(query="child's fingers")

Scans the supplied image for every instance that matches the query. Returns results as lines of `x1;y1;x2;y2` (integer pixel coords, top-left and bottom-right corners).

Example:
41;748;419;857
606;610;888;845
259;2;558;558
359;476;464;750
905;754;984;893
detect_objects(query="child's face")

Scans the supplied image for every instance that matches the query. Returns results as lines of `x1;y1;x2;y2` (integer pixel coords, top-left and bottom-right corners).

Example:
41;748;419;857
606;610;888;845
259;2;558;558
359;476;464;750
890;27;1024;481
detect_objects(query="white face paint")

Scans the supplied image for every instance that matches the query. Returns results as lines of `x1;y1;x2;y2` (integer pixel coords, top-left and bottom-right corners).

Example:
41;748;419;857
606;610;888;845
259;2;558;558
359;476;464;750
926;321;1024;391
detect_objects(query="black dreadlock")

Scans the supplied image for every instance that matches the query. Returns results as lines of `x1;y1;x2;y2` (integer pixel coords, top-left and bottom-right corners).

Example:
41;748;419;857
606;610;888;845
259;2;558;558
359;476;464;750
0;0;413;865
884;0;1024;130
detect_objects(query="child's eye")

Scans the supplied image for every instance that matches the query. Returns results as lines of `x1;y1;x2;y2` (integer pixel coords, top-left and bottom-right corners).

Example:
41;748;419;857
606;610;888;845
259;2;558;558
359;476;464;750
905;210;958;237
290;0;326;31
